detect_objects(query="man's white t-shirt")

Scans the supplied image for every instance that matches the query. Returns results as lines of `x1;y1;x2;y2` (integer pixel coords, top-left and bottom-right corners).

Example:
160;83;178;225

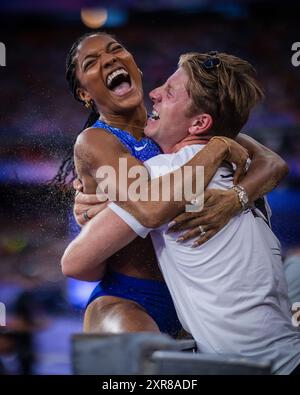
109;144;300;374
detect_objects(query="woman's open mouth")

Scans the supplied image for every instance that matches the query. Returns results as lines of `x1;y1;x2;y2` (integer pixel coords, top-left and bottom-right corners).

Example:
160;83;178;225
106;68;132;96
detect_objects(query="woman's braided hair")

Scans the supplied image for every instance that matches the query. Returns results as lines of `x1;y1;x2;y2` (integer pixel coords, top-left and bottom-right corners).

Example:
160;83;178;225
51;32;113;187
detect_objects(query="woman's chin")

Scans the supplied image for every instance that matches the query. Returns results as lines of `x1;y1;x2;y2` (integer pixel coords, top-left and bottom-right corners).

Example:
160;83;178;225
116;93;143;112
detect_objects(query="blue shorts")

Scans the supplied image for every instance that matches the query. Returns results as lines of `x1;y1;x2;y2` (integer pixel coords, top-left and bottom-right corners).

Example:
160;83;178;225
87;271;182;337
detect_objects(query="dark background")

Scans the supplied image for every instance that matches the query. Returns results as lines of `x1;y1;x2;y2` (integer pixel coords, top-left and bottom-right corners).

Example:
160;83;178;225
0;0;299;374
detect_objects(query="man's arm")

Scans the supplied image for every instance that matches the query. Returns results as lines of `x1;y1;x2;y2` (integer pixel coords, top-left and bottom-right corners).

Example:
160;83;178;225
62;131;241;281
63;132;286;281
76;128;248;228
61;207;137;281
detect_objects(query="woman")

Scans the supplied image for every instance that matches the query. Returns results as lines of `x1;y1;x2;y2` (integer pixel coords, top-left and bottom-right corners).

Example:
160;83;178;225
59;32;287;336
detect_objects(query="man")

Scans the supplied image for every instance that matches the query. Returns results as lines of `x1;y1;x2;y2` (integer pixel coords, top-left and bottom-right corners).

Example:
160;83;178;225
62;51;300;374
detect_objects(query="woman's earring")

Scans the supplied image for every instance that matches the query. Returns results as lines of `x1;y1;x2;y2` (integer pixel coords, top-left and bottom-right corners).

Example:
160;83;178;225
84;100;91;108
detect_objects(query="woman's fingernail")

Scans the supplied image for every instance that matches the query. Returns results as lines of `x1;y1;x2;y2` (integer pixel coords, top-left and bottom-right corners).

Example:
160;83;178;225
168;221;176;228
192;242;198;248
176;237;184;243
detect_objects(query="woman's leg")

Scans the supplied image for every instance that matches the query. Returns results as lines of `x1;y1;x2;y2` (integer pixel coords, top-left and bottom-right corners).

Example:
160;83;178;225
83;296;160;333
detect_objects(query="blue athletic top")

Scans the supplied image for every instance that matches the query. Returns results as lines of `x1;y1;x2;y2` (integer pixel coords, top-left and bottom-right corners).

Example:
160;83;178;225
92;119;162;161
88;119;183;337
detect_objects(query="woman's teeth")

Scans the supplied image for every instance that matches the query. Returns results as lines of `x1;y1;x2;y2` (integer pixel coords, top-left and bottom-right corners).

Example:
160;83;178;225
106;68;129;89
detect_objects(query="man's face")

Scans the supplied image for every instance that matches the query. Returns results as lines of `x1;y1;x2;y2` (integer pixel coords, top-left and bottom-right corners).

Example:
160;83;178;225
144;68;194;152
76;35;143;114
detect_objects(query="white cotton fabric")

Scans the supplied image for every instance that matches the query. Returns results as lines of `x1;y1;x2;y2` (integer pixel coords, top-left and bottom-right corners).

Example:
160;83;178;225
109;145;300;374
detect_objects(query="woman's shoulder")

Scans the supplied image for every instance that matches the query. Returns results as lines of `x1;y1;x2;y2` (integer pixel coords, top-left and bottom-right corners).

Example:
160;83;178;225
75;126;127;154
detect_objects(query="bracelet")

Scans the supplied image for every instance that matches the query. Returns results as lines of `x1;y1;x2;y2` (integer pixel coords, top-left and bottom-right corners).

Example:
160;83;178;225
210;136;231;156
231;185;249;211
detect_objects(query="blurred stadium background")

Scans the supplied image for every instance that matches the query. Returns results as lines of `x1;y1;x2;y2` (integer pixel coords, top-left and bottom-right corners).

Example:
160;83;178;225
0;0;299;374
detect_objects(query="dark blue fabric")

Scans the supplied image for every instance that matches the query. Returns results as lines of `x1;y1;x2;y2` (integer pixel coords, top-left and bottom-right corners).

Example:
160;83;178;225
92;119;162;162
87;271;182;337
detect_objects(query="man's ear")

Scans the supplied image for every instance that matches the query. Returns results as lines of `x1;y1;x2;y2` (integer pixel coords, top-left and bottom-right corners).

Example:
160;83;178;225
77;87;92;104
188;114;213;135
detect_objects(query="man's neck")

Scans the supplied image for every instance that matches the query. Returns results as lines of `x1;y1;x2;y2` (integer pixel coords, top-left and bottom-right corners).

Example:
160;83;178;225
100;105;147;139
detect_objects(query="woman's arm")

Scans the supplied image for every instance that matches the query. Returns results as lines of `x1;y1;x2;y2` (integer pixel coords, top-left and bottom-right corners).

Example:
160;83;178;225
167;133;289;246
75;127;248;228
236;133;288;203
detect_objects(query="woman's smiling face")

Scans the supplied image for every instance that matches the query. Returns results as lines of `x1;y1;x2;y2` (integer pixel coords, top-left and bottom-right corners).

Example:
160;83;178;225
75;34;144;115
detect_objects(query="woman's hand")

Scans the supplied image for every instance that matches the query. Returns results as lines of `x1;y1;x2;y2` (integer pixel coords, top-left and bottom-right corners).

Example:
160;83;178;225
168;188;241;247
73;179;108;226
211;137;249;184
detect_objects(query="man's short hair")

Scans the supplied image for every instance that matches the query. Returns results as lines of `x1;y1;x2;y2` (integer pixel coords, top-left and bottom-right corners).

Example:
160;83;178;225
178;52;264;138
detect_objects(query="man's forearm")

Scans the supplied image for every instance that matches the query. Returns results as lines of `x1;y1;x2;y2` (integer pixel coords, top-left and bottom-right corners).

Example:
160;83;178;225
61;207;137;281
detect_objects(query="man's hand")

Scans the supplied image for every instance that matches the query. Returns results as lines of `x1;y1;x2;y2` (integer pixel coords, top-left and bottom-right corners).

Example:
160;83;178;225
73;179;108;226
168;188;241;247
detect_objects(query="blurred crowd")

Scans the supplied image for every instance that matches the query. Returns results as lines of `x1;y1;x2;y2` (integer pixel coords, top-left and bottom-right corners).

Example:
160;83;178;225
0;16;300;184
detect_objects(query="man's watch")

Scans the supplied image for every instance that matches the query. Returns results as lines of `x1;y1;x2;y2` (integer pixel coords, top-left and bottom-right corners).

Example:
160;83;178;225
231;185;249;211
